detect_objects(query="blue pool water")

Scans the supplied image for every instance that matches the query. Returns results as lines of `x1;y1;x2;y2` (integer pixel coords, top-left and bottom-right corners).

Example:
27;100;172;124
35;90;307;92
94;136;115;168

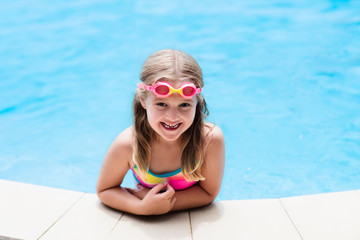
1;0;359;200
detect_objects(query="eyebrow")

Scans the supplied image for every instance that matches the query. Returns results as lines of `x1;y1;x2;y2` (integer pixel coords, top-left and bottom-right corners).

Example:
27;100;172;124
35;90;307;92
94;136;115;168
154;97;195;104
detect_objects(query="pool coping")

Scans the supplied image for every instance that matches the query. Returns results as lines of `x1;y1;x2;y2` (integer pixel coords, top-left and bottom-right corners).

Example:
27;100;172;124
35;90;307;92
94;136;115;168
1;179;360;240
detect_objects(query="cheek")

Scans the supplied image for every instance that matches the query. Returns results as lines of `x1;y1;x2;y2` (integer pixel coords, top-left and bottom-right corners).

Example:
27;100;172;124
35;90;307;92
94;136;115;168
184;108;197;122
145;110;157;131
146;108;155;122
146;107;161;124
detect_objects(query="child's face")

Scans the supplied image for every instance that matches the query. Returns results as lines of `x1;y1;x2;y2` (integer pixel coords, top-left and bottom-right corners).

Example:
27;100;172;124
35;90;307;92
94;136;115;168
140;88;198;142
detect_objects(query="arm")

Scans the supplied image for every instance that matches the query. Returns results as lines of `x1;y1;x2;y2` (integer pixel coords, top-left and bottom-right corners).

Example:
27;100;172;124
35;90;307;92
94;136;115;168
96;127;176;215
96;127;141;213
171;125;225;211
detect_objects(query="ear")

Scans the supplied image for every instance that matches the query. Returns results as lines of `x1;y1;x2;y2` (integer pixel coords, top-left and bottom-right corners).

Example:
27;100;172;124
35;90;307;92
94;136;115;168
139;95;147;109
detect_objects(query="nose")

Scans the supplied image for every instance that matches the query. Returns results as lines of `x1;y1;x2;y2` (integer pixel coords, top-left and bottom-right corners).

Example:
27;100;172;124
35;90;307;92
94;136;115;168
166;106;180;120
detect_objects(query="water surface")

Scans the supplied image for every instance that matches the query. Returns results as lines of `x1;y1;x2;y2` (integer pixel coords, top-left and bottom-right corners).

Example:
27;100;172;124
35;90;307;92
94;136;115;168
0;0;359;200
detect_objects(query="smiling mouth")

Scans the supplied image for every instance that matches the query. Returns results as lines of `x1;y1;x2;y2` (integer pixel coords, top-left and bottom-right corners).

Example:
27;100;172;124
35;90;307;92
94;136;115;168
161;122;181;130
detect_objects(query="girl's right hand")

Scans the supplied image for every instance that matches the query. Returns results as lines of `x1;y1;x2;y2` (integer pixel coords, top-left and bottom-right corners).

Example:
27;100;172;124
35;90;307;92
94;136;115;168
140;182;176;215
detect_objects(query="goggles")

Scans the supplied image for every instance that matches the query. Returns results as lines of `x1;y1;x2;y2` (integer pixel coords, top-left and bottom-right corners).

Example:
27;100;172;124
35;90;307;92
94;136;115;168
137;81;202;99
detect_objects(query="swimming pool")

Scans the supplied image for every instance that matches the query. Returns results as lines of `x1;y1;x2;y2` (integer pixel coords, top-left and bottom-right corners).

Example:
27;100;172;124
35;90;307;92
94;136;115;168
1;0;359;200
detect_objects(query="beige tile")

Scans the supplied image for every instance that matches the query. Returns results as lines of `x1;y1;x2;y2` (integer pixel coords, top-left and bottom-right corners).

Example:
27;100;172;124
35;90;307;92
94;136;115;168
0;180;83;240
191;200;301;240
280;190;360;240
107;211;192;240
39;193;122;240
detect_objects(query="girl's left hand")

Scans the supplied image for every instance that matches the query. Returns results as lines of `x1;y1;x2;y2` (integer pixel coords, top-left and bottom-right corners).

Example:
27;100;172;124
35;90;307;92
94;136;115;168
140;183;176;215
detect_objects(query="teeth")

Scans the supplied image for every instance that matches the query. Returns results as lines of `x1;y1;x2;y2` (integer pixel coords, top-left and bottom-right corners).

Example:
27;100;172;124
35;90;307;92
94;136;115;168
163;123;180;129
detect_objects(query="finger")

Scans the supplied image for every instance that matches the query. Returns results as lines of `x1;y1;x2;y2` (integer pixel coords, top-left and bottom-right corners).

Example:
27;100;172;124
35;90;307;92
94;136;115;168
165;183;175;195
149;182;167;194
161;184;175;198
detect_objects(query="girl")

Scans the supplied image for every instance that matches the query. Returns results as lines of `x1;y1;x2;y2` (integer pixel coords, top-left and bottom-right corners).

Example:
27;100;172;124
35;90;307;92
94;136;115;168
96;49;225;215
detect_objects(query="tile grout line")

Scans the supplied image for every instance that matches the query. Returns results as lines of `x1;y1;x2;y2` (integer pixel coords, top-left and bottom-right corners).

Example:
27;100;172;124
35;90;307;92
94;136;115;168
278;198;304;240
37;192;86;240
105;211;125;240
188;210;194;240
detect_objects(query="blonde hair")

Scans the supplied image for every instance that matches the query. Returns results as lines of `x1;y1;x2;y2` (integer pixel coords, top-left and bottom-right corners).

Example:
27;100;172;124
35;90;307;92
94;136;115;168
133;49;209;181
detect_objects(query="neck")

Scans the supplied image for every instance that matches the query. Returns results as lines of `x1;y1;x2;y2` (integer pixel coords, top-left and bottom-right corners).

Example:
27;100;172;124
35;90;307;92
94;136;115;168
154;136;182;148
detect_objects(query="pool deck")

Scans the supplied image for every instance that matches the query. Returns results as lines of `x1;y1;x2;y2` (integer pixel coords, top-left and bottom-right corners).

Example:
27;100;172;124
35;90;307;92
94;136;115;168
1;179;360;240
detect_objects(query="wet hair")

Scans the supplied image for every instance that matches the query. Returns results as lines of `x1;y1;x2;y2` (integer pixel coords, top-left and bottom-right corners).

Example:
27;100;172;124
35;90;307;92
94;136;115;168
133;49;209;181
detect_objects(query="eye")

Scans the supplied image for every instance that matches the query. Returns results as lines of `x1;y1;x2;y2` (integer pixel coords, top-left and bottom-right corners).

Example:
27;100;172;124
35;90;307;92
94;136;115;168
179;103;191;108
156;102;167;107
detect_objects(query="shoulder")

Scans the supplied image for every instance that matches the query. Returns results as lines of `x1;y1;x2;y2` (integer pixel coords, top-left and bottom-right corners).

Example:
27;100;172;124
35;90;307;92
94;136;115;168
203;122;224;145
113;126;134;147
203;122;225;161
105;126;134;166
